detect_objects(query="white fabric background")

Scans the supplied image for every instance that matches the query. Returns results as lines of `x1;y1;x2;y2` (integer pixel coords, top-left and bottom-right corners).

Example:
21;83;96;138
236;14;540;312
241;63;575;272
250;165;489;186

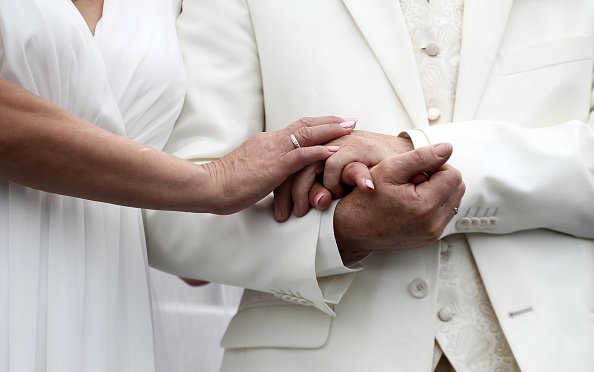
150;269;242;372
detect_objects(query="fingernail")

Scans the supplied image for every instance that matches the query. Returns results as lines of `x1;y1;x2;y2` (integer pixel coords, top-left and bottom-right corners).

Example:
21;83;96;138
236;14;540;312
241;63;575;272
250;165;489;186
433;143;451;157
327;145;340;152
314;193;325;207
364;178;375;190
340;120;357;128
274;207;283;221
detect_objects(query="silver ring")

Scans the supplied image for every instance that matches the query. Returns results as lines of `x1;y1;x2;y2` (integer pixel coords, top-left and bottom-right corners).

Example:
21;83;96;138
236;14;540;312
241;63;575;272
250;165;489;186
453;207;459;215
290;133;301;149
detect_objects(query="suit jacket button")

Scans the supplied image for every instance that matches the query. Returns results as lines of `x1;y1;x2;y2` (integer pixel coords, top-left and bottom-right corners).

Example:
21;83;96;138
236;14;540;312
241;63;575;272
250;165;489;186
457;217;471;230
297;299;313;306
408;278;429;298
480;217;490;228
470;217;481;227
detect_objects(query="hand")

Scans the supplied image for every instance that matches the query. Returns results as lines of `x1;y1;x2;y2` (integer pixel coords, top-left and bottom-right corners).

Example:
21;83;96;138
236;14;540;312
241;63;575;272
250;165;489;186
203;116;356;215
276;131;417;221
322;131;414;197
333;143;465;262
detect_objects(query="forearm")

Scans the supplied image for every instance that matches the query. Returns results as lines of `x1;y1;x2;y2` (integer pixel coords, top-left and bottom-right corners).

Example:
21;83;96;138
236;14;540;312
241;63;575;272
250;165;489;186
0;78;217;212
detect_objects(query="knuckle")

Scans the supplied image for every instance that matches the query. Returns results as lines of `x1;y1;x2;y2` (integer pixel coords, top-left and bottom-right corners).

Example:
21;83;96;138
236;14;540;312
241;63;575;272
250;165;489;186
297;126;315;142
297;117;315;127
459;181;467;195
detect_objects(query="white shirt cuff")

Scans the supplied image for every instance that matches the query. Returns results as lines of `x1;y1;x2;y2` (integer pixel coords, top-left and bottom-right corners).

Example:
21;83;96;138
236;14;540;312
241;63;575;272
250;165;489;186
400;129;431;148
315;200;362;277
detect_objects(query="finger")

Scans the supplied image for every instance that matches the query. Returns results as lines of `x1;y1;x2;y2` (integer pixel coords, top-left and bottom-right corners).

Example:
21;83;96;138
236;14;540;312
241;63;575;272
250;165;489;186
378;143;453;183
179;278;210;287
286;120;357;151
279;145;340;177
416;165;463;207
291;163;322;217
410;172;431;185
341;162;374;192
285;116;347;133
323;149;368;196
433;180;466;231
308;182;333;210
273;179;294;222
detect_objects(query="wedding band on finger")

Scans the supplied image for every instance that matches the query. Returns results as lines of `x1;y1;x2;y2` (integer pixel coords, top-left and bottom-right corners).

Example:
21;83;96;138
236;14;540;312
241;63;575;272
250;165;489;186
290;133;301;149
453;207;459;215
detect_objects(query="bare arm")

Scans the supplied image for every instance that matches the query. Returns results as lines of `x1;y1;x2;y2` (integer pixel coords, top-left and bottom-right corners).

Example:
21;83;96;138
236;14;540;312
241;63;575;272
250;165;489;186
0;78;354;214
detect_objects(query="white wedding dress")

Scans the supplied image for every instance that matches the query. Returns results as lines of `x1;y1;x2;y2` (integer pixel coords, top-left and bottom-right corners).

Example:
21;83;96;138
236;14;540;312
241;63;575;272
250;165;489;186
0;0;186;371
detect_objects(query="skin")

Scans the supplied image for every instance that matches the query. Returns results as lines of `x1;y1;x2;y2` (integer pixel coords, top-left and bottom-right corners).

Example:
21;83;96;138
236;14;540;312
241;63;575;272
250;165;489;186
0;78;356;214
71;0;104;36
281;134;464;264
333;144;465;262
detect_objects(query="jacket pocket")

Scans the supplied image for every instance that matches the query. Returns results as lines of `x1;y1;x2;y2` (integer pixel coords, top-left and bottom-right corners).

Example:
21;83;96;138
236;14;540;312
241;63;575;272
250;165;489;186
221;291;332;349
499;34;593;75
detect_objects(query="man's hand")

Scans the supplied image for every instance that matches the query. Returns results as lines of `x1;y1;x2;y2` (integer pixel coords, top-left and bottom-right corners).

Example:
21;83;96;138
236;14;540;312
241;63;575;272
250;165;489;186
334;143;465;262
322;131;414;197
277;131;415;220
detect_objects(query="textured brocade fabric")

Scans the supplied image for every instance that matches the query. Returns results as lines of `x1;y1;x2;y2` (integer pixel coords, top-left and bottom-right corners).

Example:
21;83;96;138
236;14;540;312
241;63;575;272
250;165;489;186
398;0;520;370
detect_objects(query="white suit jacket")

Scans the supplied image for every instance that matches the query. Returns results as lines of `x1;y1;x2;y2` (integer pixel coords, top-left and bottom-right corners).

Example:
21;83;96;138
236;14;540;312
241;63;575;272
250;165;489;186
145;0;594;370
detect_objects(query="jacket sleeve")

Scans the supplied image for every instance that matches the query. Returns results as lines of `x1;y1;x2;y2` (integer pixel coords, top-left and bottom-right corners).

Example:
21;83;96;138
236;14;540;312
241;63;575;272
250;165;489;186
144;0;352;316
405;83;594;239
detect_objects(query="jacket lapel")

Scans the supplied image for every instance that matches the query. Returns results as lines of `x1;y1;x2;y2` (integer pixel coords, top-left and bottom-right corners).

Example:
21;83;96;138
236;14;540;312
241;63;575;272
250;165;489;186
341;0;428;128
453;0;514;121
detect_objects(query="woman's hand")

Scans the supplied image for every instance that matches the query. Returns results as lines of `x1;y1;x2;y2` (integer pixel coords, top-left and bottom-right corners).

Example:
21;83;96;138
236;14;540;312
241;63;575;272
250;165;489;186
276;131;433;221
203;116;356;215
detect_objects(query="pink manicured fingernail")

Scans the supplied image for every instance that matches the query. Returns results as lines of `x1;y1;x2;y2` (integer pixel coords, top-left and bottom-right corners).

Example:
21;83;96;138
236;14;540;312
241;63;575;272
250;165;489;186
364;178;375;190
314;193;325;207
340;120;357;128
327;145;340;152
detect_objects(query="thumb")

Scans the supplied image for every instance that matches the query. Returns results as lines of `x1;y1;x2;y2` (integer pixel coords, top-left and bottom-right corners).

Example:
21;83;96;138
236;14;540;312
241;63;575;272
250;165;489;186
378;143;452;183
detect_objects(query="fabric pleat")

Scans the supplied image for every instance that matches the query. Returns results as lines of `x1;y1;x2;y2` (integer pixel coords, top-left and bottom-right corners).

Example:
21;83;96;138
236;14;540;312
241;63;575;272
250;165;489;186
0;0;186;371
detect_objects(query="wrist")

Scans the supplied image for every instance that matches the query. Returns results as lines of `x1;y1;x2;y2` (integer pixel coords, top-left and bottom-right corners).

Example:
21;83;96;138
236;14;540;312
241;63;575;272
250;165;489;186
391;136;414;154
334;197;372;265
189;161;226;214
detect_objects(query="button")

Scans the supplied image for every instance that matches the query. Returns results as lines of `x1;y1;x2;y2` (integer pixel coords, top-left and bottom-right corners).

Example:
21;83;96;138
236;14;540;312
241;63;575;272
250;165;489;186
424;43;440;56
440;242;449;254
489;217;499;226
408;278;429;298
297;298;313;306
427;107;441;121
480;217;490;228
281;294;293;302
458;217;471;229
470;217;481;227
438;307;454;322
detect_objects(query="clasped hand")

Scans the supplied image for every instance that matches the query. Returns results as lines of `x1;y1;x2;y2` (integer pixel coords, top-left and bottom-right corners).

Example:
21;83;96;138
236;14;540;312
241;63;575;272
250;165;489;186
274;130;465;258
